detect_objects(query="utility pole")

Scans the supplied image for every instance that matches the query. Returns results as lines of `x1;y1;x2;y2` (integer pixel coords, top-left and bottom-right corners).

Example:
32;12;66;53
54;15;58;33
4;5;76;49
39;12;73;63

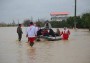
74;0;77;29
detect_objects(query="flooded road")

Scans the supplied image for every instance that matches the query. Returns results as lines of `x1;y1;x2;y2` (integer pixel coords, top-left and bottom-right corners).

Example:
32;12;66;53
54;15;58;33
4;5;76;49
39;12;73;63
0;27;90;63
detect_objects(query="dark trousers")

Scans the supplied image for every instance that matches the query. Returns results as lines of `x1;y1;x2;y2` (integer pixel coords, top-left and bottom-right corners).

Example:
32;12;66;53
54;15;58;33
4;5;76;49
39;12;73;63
36;29;42;41
18;33;22;41
37;29;42;36
30;42;34;47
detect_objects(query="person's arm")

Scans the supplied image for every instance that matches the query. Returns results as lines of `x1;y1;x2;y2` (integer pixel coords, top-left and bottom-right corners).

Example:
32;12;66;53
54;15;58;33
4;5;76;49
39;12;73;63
68;30;70;35
17;27;18;33
60;31;63;35
26;27;28;37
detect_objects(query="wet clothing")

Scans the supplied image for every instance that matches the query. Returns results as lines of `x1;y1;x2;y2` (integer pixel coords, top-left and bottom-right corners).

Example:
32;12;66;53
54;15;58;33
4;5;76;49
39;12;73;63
61;29;70;40
28;37;35;43
28;37;35;47
17;27;23;41
18;33;22;41
26;25;37;37
26;25;37;47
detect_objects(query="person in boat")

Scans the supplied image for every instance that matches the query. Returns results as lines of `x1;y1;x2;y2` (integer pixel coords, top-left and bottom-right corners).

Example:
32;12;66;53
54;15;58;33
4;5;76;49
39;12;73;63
42;28;49;36
26;22;37;47
44;21;57;37
17;24;23;41
44;21;52;29
61;27;70;40
35;24;42;36
49;29;55;37
34;24;41;35
55;28;61;36
35;24;42;41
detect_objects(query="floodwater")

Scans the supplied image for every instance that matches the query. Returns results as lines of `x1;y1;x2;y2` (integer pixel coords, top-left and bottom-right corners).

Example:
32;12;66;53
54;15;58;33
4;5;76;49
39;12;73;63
0;27;90;63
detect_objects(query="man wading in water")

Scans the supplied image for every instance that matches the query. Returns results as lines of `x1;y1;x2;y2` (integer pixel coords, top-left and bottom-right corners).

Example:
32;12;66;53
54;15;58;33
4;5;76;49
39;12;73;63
26;22;37;47
17;24;23;41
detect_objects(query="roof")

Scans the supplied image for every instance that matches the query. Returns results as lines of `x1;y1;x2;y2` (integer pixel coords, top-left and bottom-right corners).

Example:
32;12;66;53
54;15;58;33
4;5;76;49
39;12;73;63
50;12;69;16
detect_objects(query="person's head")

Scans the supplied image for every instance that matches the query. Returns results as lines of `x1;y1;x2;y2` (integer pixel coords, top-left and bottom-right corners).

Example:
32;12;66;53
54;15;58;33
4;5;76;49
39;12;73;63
45;20;49;24
46;23;49;26
64;27;67;30
30;22;33;25
57;28;60;31
18;24;21;27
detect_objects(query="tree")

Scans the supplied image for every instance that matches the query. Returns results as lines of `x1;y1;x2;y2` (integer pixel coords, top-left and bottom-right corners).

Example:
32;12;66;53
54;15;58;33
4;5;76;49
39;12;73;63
66;17;74;28
12;20;16;26
23;19;31;26
81;13;90;31
35;21;44;27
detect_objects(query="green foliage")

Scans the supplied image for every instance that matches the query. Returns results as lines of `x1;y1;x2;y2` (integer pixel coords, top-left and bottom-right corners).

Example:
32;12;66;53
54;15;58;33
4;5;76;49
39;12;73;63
82;13;90;27
35;21;44;27
50;20;68;28
81;13;90;30
49;12;90;29
23;19;31;26
50;21;60;28
0;13;90;31
66;17;74;28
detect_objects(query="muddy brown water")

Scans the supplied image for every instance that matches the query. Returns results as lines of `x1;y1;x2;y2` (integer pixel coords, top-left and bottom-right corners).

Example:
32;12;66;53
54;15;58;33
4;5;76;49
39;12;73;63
0;27;90;63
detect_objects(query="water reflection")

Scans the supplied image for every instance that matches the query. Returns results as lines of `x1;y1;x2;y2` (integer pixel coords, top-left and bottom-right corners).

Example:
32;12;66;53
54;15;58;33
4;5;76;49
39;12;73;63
62;40;70;44
27;47;36;63
17;42;22;47
17;46;23;63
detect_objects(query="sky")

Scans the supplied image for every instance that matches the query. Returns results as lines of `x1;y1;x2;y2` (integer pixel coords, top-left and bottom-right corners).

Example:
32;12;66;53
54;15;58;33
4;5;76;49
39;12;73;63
0;0;90;23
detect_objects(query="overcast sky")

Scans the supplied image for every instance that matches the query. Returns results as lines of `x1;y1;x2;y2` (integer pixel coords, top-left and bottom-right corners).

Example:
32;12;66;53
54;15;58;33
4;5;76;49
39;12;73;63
0;0;90;23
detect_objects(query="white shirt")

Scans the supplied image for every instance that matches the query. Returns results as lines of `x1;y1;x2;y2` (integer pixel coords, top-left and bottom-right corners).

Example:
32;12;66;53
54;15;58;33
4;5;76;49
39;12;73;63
35;27;39;32
26;25;37;37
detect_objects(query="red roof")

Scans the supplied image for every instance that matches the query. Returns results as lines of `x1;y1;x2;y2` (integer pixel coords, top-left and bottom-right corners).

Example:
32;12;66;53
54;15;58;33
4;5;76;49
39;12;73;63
50;12;69;16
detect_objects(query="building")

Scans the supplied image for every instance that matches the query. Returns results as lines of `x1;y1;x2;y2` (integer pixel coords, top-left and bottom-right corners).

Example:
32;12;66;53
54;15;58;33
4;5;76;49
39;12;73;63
50;12;69;21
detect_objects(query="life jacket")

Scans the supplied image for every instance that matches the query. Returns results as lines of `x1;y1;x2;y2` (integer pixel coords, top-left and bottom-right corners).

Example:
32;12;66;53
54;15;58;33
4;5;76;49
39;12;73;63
62;29;70;40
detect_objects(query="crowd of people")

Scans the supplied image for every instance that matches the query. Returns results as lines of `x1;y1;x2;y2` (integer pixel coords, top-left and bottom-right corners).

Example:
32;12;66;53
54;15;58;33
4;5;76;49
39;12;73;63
17;21;70;47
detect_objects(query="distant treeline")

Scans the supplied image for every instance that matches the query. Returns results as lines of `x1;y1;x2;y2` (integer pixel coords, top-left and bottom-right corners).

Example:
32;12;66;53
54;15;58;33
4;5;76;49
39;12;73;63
0;13;90;31
23;13;90;28
0;23;18;27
